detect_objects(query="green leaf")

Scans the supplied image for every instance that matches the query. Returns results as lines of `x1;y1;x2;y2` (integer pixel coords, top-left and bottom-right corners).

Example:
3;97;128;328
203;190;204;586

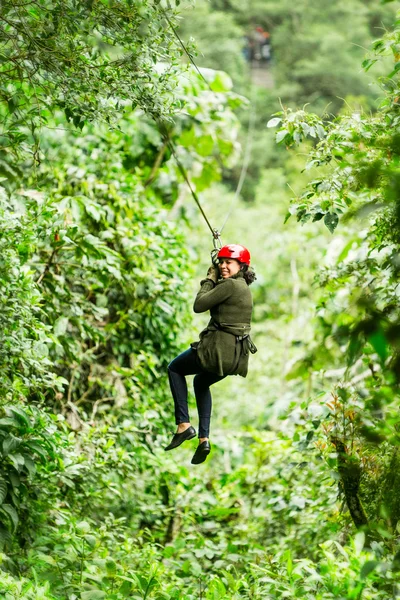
76;521;91;533
209;71;232;92
8;407;31;428
9;472;20;490
81;591;107;600
360;560;378;579
195;134;214;157
23;455;36;477
0;480;7;505
368;330;387;362
324;212;339;234
24;441;48;460
3;434;22;456
392;548;400;571
362;58;378;72
0;525;12;549
106;559;117;576
276;130;289;143
283;211;291;224
316;124;326;139
84;535;97;548
267;117;282;128
0;418;18;429
8;454;25;471
85;202;102;222
119;580;132;597
54;317;69;337
388;62;400;78
1;504;19;532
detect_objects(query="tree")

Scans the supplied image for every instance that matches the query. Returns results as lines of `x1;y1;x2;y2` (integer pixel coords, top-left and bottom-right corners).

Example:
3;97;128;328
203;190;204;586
0;0;183;164
177;0;397;203
269;11;400;535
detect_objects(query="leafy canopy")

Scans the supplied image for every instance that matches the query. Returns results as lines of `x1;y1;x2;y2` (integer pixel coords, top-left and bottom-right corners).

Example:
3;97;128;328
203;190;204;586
0;0;183;162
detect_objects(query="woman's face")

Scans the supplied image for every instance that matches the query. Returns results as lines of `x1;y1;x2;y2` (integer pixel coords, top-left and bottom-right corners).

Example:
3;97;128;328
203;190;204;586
218;258;241;279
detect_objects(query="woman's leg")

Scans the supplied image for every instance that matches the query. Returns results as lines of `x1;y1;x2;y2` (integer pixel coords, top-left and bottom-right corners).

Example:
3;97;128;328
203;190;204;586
168;349;202;429
193;372;225;440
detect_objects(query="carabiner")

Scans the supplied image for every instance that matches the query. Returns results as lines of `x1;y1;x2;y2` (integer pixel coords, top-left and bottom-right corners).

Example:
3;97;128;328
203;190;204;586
210;230;222;265
212;229;222;249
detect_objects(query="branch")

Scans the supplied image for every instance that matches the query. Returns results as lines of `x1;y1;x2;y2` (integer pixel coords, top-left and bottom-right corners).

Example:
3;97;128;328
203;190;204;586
332;437;368;528
36;247;57;284
144;140;168;188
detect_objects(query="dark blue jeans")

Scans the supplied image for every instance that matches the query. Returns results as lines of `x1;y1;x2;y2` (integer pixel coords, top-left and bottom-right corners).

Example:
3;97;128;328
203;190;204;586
168;348;225;438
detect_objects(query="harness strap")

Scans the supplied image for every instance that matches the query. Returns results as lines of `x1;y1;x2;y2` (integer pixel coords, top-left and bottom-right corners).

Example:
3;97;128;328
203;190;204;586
211;320;257;355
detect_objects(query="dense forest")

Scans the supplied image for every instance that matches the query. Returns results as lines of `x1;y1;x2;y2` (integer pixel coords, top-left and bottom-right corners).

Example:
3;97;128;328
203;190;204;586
1;0;400;598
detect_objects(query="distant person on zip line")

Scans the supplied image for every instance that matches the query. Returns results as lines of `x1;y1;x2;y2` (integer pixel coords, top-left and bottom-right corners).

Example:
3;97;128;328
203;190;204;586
249;26;271;65
165;244;257;464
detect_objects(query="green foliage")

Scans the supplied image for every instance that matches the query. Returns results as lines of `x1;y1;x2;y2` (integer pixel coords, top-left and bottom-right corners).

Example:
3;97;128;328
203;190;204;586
0;23;254;594
267;11;400;548
0;0;184;161
178;0;396;202
3;0;400;598
248;536;397;599
0;185;69;541
9;66;242;421
0;571;56;599
0;190;56;401
0;433;341;598
0;404;65;542
223;0;396;110
262;0;385;113
177;1;248;88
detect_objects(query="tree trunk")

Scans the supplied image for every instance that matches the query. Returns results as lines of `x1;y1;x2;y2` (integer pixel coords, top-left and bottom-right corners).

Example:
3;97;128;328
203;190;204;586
332;438;369;528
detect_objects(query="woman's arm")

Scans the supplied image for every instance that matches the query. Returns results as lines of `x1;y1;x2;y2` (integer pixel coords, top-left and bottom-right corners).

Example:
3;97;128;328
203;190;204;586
193;278;234;313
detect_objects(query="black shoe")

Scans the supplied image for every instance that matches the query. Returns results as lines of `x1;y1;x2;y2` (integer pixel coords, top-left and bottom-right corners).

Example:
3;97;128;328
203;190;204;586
191;440;211;464
164;426;196;451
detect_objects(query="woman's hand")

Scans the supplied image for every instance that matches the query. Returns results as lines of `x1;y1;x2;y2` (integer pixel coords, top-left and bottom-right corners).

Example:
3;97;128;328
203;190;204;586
206;264;219;283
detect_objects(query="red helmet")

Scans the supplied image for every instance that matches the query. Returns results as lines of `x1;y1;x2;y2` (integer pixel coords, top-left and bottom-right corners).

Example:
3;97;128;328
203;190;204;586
217;244;251;266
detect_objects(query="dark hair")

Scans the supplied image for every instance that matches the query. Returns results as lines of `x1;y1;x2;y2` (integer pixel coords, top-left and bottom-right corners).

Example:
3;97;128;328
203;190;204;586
241;264;257;285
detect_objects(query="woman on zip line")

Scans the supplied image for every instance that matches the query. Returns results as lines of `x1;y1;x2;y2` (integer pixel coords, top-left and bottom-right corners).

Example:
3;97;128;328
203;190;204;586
165;244;257;464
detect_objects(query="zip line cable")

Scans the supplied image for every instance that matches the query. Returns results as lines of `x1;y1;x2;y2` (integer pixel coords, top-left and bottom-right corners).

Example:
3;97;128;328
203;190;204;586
155;15;257;245
162;92;257;243
161;9;212;91
156;118;222;243
165;134;217;238
159;103;256;245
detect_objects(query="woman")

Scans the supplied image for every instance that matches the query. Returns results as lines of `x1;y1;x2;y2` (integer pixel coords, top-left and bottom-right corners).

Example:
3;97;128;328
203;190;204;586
165;244;257;464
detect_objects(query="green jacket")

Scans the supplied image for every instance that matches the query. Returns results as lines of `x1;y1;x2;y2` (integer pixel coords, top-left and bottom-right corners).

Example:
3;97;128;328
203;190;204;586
191;271;255;377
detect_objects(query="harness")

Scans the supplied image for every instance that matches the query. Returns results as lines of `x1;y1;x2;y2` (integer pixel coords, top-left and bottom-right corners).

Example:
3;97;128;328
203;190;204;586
211;320;258;356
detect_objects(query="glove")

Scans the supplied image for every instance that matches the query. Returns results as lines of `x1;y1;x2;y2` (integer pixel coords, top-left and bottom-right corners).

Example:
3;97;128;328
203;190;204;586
210;248;219;266
206;264;219;283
